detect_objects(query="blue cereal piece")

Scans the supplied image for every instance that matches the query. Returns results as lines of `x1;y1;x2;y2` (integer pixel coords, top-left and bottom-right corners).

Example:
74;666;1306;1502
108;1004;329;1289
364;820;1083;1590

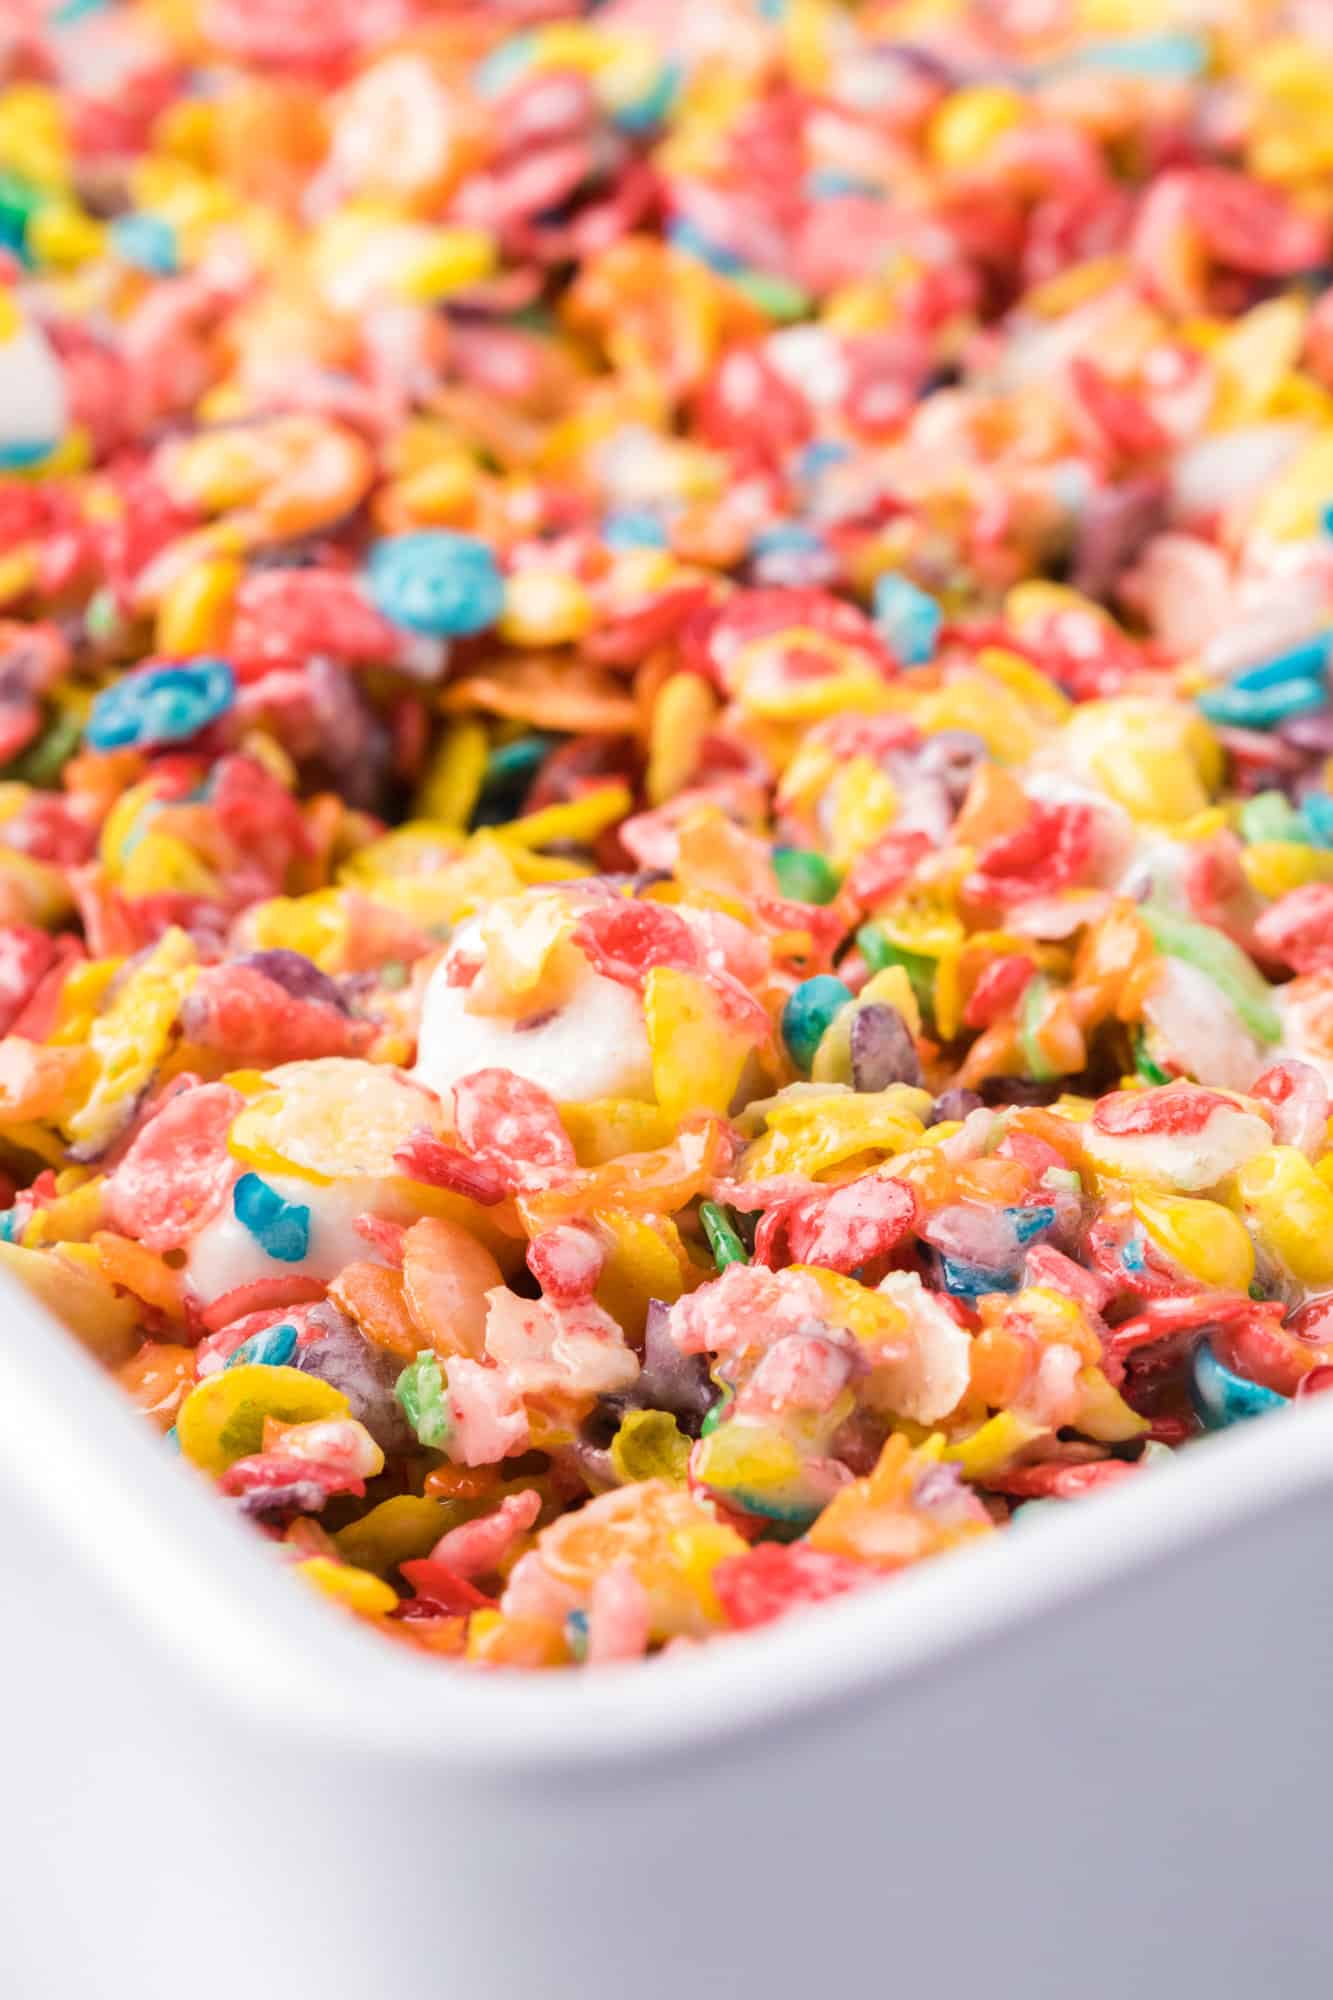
110;213;179;275
602;510;667;550
86;656;235;751
781;975;852;1070
1189;1339;1288;1431
1196;680;1327;730
226;1321;300;1370
365;531;504;638
939;1254;1023;1298
1303;793;1333;848
564;1609;590;1662
873;573;942;666
232;1174;311;1265
1007;1204;1057;1246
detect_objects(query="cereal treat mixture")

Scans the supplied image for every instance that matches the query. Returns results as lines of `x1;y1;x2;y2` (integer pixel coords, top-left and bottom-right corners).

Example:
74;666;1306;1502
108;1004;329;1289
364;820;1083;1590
3;0;1333;1668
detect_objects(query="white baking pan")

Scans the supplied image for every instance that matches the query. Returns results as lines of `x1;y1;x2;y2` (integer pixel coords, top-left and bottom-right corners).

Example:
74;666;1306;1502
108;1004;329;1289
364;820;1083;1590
3;1268;1329;2000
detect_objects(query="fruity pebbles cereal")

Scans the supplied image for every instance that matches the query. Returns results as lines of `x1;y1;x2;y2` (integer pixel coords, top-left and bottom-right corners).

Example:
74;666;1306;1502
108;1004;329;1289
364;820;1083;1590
3;0;1333;1670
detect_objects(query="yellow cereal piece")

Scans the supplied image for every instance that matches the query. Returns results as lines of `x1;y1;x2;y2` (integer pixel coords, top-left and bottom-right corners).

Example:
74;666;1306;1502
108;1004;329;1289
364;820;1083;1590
496;783;633;852
0;85;68;189
916;675;1044;764
644;965;755;1120
646;670;718;806
593;1207;690;1338
296;1557;399;1620
1062;698;1219;824
499;569;594;647
119;829;221;901
666;1517;747;1623
1237;1147;1333;1289
156;556;243;656
691;1420;804;1500
1210;297;1308;431
20;1177;103;1248
244;891;348;968
976;646;1073;726
0;846;74;928
741;1086;929;1180
1075;1367;1151;1446
397;227;496;302
0;1240;140;1365
47;958;121;1046
333;1496;466;1575
66;929;198;1156
827;757;899;870
177;1364;350;1475
415;721;489;828
943;1411;1047;1480
230;1057;444;1185
611;1409;691;1485
1240;843;1333;899
1248;432;1333;543
1132;1190;1255;1293
794;1266;909;1347
559;1098;678;1165
26;202;104;268
928;85;1025;171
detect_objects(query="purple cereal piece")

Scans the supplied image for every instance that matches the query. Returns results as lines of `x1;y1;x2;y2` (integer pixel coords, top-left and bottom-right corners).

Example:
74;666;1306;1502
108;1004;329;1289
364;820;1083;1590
1072;475;1168;602
296;1303;414;1455
237;949;350;1014
233;1478;334;1523
598;1299;717;1437
930;1087;985;1125
850;1002;923;1091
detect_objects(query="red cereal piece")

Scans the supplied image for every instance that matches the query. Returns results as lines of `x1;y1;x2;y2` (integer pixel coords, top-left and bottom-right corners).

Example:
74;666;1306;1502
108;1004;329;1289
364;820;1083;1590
198;1275;328;1334
399;1557;496;1615
103;1082;244;1252
984;1459;1140;1500
227;568;402;679
1103;1291;1265;1363
966;801;1096;907
527;1224;606;1302
392;1131;510;1206
713;1541;877;1630
0;925;56;1038
844;829;933;909
1188;168;1329;276
690;586;897;692
181;964;374;1066
760;1173;917;1275
1092;1085;1231;1137
1253;885;1333;974
572;901;702;987
963;954;1035;1030
219;1453;362;1502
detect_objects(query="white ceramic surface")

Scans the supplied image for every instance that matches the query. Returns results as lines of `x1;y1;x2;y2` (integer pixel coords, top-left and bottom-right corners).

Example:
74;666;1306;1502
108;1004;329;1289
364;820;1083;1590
3;1268;1331;2000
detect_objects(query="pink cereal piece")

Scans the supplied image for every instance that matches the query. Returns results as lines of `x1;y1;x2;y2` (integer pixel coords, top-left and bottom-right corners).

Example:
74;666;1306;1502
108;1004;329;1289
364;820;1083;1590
393;1130;510;1205
443;1356;529;1466
738;1333;859;1417
586;1561;651;1666
526;1224;606;1302
1250;1059;1330;1157
353;1213;406;1263
779;1174;918;1275
452;1067;576;1185
430;1489;542;1580
667;1262;831;1361
102;1081;243;1252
